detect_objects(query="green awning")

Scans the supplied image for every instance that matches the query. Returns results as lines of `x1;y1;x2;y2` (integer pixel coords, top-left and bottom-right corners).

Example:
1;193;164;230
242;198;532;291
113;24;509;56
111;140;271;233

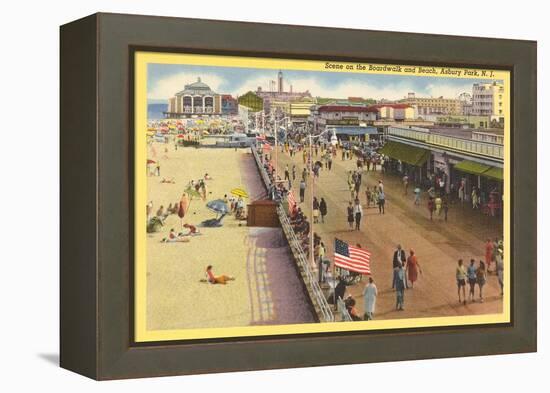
454;160;491;176
483;166;503;181
380;141;430;166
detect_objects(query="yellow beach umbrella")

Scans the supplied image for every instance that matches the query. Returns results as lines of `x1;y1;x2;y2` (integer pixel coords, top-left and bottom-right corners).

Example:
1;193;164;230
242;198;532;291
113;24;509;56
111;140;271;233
230;188;249;198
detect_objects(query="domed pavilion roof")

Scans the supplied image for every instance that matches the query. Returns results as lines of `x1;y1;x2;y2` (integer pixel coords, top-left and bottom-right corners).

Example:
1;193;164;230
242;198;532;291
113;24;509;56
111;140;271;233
176;77;217;96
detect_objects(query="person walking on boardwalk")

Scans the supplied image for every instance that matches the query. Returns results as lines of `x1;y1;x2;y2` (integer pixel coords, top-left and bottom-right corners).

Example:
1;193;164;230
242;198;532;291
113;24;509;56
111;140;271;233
284;165;290;181
476;260;487;302
467;259;477;302
353;199;363;231
354;176;361;196
349;180;356;201
365;187;372;208
292;165;296;181
403;174;409;195
327;156;333;171
395;265;406;310
456;259;467;305
319;197;327;223
496;249;504;296
428;197;435;221
299;179;306;203
458;179;465;205
312;197;320;224
435;195;442;217
406;249;422;288
377;189;386;214
392;245;407;289
414;186;421;205
363;277;378;320
442;197;449;221
347;201;355;230
471;187;480;209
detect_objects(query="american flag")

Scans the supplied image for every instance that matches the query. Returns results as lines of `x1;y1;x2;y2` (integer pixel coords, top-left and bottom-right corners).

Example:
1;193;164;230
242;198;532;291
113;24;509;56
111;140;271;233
334;238;371;274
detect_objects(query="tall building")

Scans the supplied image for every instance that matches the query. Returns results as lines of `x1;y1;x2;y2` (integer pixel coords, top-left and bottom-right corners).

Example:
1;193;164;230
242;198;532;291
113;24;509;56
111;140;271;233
400;92;463;116
471;82;505;122
254;71;312;113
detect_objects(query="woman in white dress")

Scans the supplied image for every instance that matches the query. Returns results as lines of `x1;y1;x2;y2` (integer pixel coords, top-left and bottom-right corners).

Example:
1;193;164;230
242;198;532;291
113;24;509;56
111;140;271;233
363;277;378;321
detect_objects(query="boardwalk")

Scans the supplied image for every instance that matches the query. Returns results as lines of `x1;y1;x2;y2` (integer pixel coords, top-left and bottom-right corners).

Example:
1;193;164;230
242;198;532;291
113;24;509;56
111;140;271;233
275;146;503;320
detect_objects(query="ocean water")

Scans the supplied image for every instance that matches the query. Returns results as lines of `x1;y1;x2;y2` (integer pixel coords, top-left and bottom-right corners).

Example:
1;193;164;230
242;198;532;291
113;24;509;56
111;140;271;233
148;103;168;120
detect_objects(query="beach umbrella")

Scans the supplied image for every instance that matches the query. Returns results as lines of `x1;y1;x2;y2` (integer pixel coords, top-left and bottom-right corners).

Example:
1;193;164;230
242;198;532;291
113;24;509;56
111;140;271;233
147;159;156;164
177;134;185;138
230;188;249;198
206;199;229;216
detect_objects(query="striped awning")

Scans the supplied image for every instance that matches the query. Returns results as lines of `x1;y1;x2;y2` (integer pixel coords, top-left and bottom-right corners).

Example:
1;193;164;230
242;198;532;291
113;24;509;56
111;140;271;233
379;141;430;166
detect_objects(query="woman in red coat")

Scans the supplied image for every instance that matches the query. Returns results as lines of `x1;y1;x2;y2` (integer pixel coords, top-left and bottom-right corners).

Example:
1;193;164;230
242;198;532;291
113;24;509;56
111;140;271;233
406;249;422;288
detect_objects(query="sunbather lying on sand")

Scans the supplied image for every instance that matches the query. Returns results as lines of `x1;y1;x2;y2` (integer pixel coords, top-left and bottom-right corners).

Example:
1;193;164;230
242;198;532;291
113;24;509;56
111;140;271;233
201;265;235;285
181;223;201;236
161;228;190;243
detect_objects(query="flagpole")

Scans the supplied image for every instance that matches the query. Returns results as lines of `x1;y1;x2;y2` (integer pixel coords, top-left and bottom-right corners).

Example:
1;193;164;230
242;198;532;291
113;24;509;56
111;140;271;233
309;133;315;269
333;238;337;311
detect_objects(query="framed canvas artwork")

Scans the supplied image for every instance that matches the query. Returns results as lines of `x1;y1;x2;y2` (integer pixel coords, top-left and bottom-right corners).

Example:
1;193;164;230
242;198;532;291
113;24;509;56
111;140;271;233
60;13;537;379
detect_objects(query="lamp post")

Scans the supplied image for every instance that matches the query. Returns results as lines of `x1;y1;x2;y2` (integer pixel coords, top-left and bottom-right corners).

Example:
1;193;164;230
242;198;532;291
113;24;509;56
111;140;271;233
273;116;290;181
308;128;337;269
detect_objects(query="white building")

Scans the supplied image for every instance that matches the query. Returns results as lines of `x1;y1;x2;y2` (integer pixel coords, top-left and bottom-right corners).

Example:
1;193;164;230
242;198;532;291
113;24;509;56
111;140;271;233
472;82;505;122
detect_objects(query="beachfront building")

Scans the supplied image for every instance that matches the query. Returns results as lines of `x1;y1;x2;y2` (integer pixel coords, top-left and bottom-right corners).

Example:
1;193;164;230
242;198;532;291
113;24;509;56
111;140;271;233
400;92;464;116
369;103;415;120
472;82;505;123
421;114;492;129
289;99;316;125
165;77;225;118
310;104;378;132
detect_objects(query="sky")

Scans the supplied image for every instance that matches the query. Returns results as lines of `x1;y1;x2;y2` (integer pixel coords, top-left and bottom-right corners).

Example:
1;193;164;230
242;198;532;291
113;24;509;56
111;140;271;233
147;63;498;104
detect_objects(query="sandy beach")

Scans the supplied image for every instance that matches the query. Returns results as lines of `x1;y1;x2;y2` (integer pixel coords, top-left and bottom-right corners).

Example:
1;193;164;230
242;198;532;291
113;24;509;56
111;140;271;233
146;143;315;330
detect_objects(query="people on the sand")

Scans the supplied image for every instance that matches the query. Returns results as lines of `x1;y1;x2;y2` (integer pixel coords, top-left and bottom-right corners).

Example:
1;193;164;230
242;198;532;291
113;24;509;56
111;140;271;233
182;223;201;236
161;228;190;243
205;265;235;285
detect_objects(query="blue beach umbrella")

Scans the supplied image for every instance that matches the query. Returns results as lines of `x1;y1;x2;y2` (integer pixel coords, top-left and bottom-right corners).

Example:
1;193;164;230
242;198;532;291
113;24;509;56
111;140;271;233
206;199;229;216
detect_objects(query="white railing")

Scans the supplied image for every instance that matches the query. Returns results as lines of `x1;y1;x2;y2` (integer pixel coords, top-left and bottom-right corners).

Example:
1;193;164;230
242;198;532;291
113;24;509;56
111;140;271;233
251;147;334;322
277;206;334;322
388;126;504;160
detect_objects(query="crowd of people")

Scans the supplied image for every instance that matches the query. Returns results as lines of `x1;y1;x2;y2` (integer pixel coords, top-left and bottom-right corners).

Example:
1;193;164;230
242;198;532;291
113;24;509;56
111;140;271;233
456;238;504;304
256;131;504;323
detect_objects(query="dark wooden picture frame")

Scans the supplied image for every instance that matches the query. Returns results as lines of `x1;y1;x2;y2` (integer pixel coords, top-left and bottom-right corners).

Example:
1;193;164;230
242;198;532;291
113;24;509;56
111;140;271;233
60;12;537;380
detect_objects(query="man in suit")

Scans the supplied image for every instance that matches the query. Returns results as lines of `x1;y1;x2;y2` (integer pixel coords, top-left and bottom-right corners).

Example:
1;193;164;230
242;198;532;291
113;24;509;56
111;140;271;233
392;244;407;289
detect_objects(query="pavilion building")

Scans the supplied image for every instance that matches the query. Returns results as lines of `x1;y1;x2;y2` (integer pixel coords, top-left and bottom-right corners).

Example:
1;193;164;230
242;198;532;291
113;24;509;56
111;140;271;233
165;77;223;118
